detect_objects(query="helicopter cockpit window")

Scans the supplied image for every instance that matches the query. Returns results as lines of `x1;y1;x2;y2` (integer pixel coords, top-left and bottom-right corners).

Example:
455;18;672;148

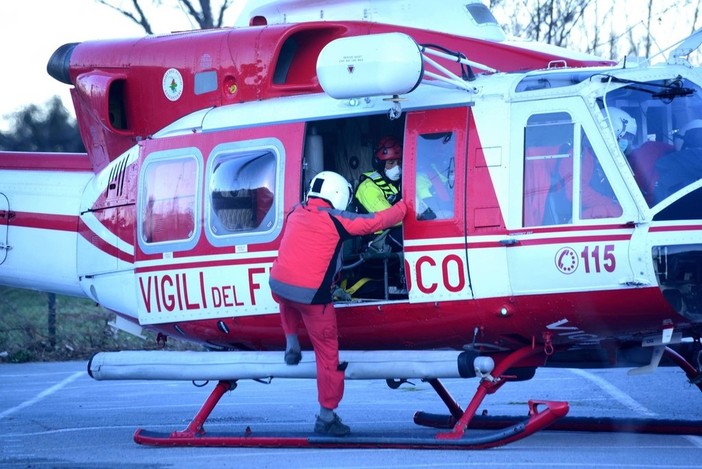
206;140;282;247
139;151;201;254
415;132;456;221
603;76;702;207
522;112;574;226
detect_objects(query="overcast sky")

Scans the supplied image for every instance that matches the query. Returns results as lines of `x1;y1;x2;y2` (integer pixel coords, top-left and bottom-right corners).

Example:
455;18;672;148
0;1;140;130
0;0;259;131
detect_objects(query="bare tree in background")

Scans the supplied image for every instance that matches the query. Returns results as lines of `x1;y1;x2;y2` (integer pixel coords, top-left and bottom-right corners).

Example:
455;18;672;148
490;0;590;47
95;0;702;62
627;0;702;60
525;0;590;47
491;0;702;62
95;0;236;34
491;0;618;59
577;1;616;58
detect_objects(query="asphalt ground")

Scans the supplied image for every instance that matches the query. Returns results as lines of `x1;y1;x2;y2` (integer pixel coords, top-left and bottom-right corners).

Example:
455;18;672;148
2;360;702;468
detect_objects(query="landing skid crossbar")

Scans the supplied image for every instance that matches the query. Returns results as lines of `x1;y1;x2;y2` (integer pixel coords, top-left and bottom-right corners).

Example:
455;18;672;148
664;346;702;391
414;345;569;443
415;345;702;438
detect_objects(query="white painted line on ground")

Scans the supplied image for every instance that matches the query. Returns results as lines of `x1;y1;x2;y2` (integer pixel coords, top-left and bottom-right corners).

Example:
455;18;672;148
0;371;85;420
683;435;702;448
569;369;657;417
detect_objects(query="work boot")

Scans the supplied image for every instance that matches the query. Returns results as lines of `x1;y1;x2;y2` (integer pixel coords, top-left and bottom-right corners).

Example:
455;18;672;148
314;413;351;436
284;350;301;365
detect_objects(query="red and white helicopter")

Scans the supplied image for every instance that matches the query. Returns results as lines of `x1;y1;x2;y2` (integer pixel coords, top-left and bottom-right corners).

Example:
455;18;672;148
2;0;702;449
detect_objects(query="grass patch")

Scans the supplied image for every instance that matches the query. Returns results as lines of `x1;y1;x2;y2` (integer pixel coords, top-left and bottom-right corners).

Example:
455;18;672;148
0;287;198;363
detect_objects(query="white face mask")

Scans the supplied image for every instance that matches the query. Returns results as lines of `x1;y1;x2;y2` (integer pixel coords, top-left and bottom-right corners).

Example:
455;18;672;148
618;138;629;153
385;164;402;181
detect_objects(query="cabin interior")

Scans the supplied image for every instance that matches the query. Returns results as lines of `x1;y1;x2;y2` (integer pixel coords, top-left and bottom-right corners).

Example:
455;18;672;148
301;114;408;302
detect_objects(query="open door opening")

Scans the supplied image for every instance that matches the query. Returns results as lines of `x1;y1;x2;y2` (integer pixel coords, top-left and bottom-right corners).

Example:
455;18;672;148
300;114;407;302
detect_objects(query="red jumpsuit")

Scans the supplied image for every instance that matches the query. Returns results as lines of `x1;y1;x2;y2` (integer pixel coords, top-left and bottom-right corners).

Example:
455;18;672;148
269;197;406;409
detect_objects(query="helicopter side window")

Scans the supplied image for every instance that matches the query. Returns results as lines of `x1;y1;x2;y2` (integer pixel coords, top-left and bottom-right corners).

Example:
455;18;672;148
523;112;573;226
415;132;456;221
205;140;283;247
210;152;275;233
139;151;201;254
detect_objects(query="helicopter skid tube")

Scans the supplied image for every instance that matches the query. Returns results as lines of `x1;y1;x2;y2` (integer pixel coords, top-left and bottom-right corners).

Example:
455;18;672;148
88;349;479;381
132;380;569;449
415;412;702;436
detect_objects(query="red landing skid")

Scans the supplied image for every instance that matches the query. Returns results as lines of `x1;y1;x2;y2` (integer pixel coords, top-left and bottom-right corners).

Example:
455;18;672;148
415;346;702;438
134;345;569;449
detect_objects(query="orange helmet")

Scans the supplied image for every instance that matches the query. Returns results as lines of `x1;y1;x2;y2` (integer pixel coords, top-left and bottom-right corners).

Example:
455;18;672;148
375;136;402;161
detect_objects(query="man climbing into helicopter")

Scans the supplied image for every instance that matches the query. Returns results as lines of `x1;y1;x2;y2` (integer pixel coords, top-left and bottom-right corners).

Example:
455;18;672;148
269;170;407;436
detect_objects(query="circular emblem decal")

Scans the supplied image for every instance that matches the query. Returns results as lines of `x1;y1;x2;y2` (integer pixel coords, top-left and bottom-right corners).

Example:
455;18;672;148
555;247;578;274
162;68;184;101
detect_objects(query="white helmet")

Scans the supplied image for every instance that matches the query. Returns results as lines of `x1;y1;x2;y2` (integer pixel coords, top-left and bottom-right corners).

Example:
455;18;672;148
608;107;637;140
676;119;702;150
307;171;352;210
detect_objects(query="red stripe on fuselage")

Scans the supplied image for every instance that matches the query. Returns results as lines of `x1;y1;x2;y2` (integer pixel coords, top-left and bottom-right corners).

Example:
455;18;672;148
141;286;673;352
650;224;702;233
404;231;633;252
404;243;466;252
507;223;628;234
77;218;135;263
11;211;79;232
510;233;632;247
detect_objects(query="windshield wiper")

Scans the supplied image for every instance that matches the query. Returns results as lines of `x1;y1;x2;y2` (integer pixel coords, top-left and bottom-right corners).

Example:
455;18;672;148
599;75;696;101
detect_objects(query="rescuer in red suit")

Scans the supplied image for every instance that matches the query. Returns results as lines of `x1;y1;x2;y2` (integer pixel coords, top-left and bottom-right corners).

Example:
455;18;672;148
269;170;407;436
